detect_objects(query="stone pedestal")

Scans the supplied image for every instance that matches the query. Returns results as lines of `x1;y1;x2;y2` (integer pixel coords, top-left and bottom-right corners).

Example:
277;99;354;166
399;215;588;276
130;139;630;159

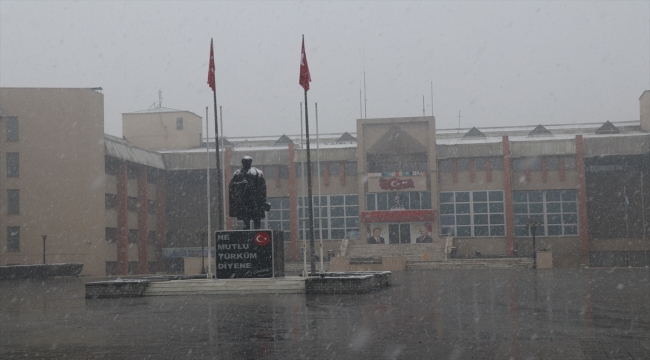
536;251;553;269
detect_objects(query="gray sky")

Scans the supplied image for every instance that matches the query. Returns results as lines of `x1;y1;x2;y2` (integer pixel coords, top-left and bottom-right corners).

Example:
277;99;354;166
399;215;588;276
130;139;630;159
1;1;649;138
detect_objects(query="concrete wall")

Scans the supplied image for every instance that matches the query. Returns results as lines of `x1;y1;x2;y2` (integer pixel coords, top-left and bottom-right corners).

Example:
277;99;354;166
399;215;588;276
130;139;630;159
123;110;202;150
0;88;106;276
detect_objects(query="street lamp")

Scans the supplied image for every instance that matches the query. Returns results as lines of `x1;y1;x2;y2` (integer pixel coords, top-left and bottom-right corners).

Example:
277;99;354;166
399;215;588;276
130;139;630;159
527;218;541;269
42;235;47;264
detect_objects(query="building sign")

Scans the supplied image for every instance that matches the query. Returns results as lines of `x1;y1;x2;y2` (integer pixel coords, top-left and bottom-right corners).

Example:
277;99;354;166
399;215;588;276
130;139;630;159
368;175;427;192
379;177;415;190
215;230;275;278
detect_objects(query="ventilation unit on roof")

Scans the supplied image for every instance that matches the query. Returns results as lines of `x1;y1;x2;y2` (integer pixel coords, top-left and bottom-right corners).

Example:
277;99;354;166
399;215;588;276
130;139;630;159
528;125;552;136
595;121;620;134
463;127;486;138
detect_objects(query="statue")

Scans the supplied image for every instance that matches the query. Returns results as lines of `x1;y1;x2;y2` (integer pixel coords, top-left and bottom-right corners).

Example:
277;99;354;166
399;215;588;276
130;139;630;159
228;156;270;229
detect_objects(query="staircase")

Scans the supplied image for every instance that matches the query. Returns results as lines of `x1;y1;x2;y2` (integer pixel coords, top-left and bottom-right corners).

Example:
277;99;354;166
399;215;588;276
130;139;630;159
407;257;535;270
347;243;446;262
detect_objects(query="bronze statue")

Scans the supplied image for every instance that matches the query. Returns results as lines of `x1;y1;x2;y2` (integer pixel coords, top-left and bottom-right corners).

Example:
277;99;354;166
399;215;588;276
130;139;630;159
228;156;270;229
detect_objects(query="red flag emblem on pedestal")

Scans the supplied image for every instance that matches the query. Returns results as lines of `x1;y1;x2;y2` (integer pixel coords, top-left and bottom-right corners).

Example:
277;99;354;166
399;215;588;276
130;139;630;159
207;39;216;92
299;36;311;91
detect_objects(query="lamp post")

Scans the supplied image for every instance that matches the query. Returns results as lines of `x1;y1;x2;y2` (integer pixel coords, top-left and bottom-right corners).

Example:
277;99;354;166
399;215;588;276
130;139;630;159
527;218;541;269
42;235;47;264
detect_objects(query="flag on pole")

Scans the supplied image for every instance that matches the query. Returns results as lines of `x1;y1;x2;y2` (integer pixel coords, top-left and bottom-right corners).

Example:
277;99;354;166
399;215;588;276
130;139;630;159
299;36;311;91
207;39;216;92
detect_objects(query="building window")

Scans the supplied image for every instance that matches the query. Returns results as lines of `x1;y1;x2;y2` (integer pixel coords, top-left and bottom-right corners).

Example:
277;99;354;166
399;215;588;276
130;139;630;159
128;229;138;243
105;261;117;275
105;193;117;209
299;194;359;240
490;157;504;170
513;190;578;236
148;230;156;244
279;165;289;179
344;162;357;175
457;158;470;171
264;197;291;241
127;197;138;212
127;166;138;179
562;156;577;170
513;158;527;172
176;117;183;130
148;200;156;214
7;226;20;252
366;192;432;211
439;191;505;237
262;166;276;178
105;227;117;243
329;162;340;176
7;189;19;215
439;159;453;173
6;116;19;141
546;157;559;171
474;158;487;171
7;153;19;178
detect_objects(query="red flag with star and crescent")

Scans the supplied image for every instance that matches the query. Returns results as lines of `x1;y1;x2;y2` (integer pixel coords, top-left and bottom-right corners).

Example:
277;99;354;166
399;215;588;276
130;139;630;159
299;37;311;91
207;39;216;92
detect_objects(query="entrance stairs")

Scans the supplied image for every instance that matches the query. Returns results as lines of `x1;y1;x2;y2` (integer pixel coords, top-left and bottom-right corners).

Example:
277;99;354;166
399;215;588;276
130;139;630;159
347;244;446;262
407;258;535;270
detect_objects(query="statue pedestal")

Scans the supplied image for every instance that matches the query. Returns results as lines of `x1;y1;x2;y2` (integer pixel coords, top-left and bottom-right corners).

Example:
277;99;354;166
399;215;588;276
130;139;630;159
215;230;284;278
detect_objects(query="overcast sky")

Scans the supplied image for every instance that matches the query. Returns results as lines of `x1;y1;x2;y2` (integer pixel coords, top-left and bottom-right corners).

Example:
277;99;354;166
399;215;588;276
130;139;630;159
1;1;649;138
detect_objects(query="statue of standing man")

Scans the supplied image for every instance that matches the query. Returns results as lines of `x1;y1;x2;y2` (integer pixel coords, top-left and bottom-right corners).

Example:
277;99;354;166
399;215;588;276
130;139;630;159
228;156;270;229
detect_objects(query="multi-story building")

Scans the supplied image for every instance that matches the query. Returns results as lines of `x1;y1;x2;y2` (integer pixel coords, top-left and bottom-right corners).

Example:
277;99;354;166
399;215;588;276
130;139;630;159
1;87;649;276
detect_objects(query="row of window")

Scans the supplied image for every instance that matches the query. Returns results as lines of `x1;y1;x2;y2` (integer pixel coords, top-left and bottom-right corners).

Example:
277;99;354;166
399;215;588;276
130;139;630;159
367;161;428;174
366;191;432;211
230;162;358;180
105;227;156;243
440;190;578;237
439;156;577;173
298;194;359;240
105;194;156;214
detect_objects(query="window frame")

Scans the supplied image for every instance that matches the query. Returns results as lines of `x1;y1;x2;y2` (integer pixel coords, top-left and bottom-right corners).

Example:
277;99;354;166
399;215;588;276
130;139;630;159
299;194;359;240
513;190;578;237
7;189;19;215
6;152;19;178
439;190;505;237
7;226;20;252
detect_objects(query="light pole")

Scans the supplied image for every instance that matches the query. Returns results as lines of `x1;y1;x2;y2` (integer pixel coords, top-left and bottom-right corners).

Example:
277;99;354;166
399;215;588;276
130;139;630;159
198;231;207;274
42;235;47;264
527;218;541;269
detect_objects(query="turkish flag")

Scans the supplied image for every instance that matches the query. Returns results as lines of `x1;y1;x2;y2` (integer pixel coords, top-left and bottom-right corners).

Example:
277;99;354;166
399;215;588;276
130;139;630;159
299;37;311;91
207;39;216;92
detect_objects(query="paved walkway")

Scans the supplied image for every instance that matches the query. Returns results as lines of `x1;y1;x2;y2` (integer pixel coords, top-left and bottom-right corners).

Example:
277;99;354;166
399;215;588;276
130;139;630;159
1;268;649;359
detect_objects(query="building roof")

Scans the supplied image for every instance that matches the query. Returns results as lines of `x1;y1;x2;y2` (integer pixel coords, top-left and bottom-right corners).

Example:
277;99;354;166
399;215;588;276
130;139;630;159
122;106;200;118
104;134;166;169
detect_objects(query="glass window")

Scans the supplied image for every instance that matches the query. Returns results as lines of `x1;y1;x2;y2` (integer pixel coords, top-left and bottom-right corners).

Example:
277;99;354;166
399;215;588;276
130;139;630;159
457;158;469;171
148;200;156;214
176;117;183;130
329;163;340;176
474;158;487;171
128;229;138;243
546;157;559;171
344;162;357;175
438;191;505;237
264;197;291;241
299;194;358;240
377;193;388;210
6;153;19;178
529;157;542;171
513;158;527;172
439;159;453;173
6;117;19;141
7;189;19;215
366;194;376;211
105;193;117;209
512;190;579;237
105;227;116;243
563;156;577;169
490;157;503;170
7;226;20;252
279;166;289;179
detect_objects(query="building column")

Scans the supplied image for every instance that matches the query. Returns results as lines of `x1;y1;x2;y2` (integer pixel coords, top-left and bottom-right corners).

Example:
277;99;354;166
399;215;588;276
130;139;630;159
503;136;515;256
224;147;233;230
116;162;128;275
155;173;166;273
137;167;149;274
288;143;298;260
576;135;589;255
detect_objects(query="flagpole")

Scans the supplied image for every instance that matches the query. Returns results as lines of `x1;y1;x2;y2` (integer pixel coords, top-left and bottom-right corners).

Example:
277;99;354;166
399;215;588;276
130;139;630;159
316;102;323;273
625;186;629;238
205;106;212;279
300;102;307;277
220;105;226;229
641;171;646;243
300;34;316;275
211;45;224;233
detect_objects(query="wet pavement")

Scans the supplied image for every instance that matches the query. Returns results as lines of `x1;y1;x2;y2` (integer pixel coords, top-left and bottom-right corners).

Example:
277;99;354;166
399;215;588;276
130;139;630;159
1;268;649;359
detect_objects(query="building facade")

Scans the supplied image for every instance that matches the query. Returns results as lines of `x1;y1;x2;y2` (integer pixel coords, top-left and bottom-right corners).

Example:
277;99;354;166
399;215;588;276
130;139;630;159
1;88;648;276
